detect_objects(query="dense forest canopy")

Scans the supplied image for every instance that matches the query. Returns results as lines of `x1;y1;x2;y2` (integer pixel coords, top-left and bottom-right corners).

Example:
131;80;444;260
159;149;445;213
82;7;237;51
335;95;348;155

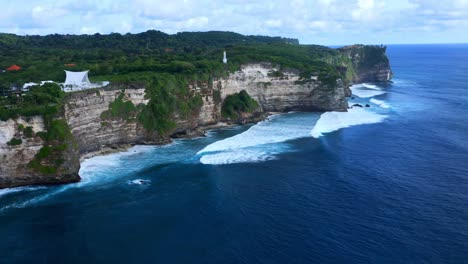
0;30;345;91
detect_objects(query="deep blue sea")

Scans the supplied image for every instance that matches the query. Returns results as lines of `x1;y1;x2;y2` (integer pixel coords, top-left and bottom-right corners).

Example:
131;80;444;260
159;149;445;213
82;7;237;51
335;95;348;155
1;44;468;263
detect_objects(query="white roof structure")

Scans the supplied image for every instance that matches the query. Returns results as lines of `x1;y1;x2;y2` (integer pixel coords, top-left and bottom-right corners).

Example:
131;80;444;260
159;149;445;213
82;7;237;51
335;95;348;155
64;71;90;86
40;80;54;85
22;82;37;91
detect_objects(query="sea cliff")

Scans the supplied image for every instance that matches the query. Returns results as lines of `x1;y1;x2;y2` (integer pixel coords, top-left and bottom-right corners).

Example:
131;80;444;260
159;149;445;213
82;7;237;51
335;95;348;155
0;45;392;188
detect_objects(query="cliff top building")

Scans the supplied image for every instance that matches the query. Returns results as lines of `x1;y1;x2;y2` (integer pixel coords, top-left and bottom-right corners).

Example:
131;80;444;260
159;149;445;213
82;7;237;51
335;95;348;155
64;70;91;86
62;70;108;92
6;65;21;71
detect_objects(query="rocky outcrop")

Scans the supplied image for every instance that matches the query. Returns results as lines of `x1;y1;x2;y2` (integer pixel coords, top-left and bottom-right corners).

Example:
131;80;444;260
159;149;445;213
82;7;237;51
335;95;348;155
0;117;79;188
339;44;393;83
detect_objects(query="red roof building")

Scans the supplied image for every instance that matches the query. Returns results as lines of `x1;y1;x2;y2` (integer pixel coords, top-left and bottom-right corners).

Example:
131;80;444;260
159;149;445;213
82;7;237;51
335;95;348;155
64;63;76;67
6;65;21;71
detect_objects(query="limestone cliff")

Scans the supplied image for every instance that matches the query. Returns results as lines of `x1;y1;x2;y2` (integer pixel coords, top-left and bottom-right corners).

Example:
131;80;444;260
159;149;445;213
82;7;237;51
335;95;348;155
63;83;164;155
0;116;79;188
219;63;348;112
338;44;393;83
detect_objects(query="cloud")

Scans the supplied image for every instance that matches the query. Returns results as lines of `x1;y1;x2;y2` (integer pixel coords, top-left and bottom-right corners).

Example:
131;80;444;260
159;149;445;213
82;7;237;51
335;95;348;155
0;0;466;44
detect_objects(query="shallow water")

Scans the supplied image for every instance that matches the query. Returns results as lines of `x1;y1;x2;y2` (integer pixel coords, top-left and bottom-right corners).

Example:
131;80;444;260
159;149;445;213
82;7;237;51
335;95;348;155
1;44;468;263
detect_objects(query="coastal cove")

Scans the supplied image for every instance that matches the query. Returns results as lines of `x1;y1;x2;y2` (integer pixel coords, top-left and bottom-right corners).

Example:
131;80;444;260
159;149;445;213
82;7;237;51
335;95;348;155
0;44;468;263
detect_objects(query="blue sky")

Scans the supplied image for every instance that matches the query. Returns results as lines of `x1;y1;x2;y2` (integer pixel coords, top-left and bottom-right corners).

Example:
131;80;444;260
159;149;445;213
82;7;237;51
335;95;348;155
0;0;467;45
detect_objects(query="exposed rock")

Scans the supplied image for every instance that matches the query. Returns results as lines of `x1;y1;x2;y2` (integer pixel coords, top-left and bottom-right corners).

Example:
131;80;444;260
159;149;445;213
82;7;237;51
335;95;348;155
339;44;393;83
220;63;348;112
64;86;159;155
0;116;79;188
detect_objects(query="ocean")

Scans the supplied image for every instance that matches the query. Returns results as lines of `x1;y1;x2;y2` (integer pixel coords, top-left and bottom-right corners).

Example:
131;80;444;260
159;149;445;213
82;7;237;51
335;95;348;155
1;44;467;263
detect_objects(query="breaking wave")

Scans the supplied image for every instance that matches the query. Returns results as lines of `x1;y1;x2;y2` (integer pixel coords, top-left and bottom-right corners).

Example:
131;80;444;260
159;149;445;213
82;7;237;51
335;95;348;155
0;186;46;198
198;113;319;165
370;98;390;109
362;83;381;90
200;148;278;165
310;108;387;138
351;83;386;98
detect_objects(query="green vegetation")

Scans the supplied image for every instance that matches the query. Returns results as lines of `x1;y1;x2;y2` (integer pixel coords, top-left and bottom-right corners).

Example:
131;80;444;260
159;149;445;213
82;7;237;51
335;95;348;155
28;119;73;175
101;92;137;121
267;70;284;78
337;44;388;76
137;74;204;135
45;119;72;141
0;83;64;121
221;90;259;119
7;138;22;146
213;90;222;104
356;45;388;71
24;126;34;138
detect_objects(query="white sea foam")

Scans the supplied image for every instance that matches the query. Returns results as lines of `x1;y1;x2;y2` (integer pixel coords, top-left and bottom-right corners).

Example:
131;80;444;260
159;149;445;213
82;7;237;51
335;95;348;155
0;186;46;197
198;113;318;165
351;83;386;98
200;149;277;165
0;187;67;212
310;108;387;138
128;179;151;185
362;83;381;90
370;98;390;109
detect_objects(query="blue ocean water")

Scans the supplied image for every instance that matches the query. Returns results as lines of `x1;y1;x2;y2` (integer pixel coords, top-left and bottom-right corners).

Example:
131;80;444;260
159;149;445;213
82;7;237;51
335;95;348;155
1;44;468;263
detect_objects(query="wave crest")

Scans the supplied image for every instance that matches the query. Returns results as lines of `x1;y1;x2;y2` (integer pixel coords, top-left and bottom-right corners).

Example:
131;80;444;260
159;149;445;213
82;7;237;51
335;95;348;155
310;108;387;138
351;83;386;98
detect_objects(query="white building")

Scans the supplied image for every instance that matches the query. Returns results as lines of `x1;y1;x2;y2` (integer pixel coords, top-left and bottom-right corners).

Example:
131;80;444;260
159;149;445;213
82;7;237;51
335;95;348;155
64;70;91;87
22;82;37;92
62;70;108;92
223;51;227;64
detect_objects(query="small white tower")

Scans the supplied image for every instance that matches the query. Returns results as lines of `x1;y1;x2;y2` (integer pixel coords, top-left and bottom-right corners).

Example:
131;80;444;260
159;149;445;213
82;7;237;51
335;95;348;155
223;51;227;64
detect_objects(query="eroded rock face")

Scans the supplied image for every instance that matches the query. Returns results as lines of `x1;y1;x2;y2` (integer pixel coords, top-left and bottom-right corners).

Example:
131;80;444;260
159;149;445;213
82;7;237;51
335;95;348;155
0;117;80;188
339;44;393;83
64;86;156;154
219;63;348;112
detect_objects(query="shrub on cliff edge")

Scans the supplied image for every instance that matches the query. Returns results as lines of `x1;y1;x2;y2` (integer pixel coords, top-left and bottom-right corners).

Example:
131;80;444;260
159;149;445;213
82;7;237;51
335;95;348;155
221;90;259;119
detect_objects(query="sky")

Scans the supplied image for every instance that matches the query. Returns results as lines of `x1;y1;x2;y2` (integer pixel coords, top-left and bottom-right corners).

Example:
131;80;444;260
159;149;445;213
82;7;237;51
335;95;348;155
0;0;467;45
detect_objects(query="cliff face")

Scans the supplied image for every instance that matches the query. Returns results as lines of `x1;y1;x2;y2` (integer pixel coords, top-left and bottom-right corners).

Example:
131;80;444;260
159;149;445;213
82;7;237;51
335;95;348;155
0;116;79;188
64;84;160;155
339;44;393;83
219;63;348;112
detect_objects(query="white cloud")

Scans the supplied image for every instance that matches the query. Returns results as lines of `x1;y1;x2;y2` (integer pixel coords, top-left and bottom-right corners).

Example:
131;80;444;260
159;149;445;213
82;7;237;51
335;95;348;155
0;0;466;44
80;26;99;34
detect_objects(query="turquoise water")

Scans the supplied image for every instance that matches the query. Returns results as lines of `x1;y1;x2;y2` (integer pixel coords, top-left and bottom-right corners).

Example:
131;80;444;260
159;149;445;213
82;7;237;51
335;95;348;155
1;44;468;263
